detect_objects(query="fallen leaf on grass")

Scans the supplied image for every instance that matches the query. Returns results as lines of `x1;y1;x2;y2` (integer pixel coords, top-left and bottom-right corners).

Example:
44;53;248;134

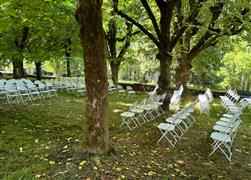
176;160;184;165
49;160;55;165
147;171;156;176
80;160;86;166
116;167;122;171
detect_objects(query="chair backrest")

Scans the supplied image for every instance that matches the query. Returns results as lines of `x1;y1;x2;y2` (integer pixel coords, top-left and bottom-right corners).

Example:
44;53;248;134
160;93;166;103
138;99;147;107
129;101;138;111
117;85;123;90
178;85;184;96
34;80;46;89
231;120;242;135
147;95;155;104
127;86;133;91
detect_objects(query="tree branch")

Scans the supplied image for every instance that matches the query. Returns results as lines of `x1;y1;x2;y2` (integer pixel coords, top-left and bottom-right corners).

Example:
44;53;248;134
140;0;161;39
171;0;204;48
116;9;160;48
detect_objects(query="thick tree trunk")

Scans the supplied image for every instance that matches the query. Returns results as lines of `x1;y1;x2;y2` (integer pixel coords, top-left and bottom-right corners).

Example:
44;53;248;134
76;0;109;155
158;50;172;110
12;61;18;79
110;61;120;86
176;57;191;92
35;61;42;80
17;61;25;78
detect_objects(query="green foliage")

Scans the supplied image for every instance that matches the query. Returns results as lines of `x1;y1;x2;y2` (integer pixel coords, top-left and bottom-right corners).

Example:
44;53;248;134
0;0;82;75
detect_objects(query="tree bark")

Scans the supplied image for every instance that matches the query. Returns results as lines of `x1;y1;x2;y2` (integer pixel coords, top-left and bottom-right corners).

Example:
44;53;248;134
17;60;25;78
158;50;172;109
76;0;109;155
13;26;29;78
110;61;120;86
65;38;72;77
176;56;192;92
35;61;42;80
12;61;18;79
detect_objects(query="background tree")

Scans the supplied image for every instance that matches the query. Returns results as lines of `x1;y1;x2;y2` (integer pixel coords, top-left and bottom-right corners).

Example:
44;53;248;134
174;1;250;91
116;0;250;107
103;0;140;86
0;0;80;79
76;0;109;154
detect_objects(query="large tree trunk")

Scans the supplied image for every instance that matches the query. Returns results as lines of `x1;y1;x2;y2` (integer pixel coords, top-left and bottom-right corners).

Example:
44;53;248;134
76;0;109;155
17;61;25;78
35;61;42;80
176;56;191;92
13;27;29;78
110;61;120;86
158;50;172;110
12;61;18;79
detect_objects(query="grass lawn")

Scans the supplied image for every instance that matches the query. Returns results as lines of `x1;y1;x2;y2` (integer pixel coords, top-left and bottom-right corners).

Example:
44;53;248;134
0;93;251;179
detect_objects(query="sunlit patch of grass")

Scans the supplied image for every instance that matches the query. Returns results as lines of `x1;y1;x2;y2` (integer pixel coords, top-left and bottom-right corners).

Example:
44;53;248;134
113;109;123;113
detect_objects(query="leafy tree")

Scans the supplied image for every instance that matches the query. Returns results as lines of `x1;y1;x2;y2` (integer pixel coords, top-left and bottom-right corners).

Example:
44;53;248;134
116;0;250;108
76;0;109;154
103;0;140;86
0;0;80;79
218;39;251;90
174;0;250;91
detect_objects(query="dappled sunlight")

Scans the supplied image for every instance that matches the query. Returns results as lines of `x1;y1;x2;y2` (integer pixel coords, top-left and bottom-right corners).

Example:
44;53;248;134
114;101;132;107
0;93;251;179
113;109;123;113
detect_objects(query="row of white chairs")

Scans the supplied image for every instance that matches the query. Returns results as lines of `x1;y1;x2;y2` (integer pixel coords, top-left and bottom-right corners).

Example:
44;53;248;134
220;90;240;109
42;78;86;96
157;100;197;147
108;81;136;98
120;93;166;131
209;96;250;161
0;79;57;104
209;111;242;161
198;88;214;114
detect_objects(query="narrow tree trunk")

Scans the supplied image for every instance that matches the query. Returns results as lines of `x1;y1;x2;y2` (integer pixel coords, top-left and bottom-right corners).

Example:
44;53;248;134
110;61;120;86
76;0;109;155
65;38;72;77
66;57;71;77
12;61;18;79
35;61;42;80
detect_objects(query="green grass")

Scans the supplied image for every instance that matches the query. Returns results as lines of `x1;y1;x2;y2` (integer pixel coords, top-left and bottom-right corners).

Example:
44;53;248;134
0;93;250;179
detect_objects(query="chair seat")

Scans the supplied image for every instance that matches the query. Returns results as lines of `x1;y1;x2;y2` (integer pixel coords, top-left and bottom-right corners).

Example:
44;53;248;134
213;125;231;133
215;121;232;127
120;112;135;117
157;123;175;131
138;105;152;111
210;132;231;142
130;108;144;113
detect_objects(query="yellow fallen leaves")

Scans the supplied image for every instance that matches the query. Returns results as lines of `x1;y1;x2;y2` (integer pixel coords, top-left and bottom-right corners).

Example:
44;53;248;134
147;171;157;176
176;160;184;165
19;147;23;153
116;167;122;171
80;160;86;166
49;160;55;165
